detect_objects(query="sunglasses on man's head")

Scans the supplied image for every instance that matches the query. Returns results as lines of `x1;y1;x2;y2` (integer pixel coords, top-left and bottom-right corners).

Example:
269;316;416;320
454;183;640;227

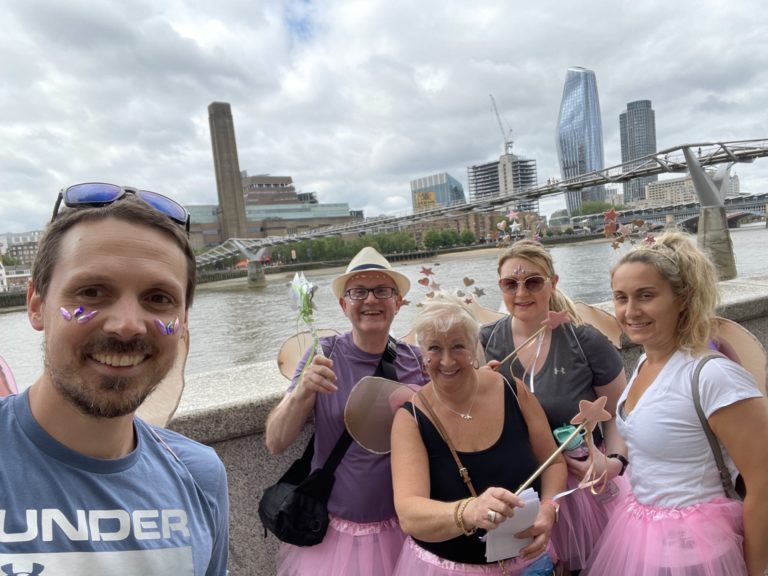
51;183;191;234
498;275;550;294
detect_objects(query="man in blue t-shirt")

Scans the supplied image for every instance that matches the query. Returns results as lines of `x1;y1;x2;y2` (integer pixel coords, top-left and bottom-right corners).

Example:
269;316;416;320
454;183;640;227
0;184;229;575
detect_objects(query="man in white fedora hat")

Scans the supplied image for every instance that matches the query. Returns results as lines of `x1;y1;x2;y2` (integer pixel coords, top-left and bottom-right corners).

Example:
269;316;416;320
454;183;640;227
266;246;426;575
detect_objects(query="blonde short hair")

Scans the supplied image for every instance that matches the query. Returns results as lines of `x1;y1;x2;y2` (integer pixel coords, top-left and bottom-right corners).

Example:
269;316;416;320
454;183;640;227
413;292;480;352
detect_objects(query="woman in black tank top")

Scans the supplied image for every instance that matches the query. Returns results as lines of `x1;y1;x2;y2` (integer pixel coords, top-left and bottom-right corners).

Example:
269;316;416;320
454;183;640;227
390;294;566;575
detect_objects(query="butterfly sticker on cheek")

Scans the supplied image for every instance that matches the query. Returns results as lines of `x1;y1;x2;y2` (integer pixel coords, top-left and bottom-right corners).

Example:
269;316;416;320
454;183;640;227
60;306;99;324
154;317;181;336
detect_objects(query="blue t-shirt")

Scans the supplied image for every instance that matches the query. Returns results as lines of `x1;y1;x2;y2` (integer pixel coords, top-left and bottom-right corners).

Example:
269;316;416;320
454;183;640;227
0;390;229;575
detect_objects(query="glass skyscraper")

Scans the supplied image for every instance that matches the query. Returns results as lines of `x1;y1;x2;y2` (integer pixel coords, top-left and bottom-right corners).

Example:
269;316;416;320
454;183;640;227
410;172;465;212
556;67;606;214
620;100;658;204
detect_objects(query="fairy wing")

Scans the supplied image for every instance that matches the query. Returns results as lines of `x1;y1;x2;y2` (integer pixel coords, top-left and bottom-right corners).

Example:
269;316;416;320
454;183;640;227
0;353;17;397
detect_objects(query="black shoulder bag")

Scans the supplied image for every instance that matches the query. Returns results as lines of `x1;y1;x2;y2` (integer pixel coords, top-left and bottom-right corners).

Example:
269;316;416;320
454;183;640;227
258;336;398;546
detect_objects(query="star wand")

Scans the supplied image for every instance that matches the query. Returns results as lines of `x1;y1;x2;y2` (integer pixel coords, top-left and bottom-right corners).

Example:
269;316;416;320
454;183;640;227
515;396;612;496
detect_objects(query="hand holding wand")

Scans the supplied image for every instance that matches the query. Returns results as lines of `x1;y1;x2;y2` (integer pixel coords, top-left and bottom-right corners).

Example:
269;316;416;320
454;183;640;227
515;396;612;496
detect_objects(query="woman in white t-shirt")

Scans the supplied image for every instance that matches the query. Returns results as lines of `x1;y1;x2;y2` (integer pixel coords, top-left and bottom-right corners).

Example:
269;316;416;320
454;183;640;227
584;232;768;576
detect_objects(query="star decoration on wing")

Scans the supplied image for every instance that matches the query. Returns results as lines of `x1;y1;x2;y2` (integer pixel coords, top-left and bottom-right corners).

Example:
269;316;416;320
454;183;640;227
509;221;521;233
429;281;441;291
420;267;434;276
643;234;656;245
618;224;632;236
541;309;570;330
401;298;410;306
464;297;473;305
462;277;475;287
507;210;519;221
473;287;485;297
570;396;611;433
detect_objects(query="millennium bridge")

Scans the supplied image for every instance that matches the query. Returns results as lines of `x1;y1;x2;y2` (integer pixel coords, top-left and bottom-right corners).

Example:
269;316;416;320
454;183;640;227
196;139;768;268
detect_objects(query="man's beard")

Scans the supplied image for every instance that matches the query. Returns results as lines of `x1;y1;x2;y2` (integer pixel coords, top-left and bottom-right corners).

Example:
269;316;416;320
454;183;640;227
45;336;167;419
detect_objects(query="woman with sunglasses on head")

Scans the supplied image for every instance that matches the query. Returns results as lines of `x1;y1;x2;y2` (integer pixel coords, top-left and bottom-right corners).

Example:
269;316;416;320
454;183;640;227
584;232;768;576
480;240;628;576
391;293;566;575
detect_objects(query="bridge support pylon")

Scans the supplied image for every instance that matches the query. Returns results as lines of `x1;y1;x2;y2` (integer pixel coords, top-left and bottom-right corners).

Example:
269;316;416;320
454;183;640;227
698;206;737;280
247;260;267;287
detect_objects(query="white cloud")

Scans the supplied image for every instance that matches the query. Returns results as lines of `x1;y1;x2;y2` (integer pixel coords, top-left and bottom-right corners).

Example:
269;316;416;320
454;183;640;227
1;0;766;232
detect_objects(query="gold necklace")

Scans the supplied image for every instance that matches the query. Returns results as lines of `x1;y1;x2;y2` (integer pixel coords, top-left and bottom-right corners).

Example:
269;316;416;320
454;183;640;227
432;377;479;420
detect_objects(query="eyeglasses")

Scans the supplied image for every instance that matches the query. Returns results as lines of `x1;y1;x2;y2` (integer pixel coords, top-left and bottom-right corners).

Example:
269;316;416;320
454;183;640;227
344;286;398;300
51;183;191;234
498;275;550;294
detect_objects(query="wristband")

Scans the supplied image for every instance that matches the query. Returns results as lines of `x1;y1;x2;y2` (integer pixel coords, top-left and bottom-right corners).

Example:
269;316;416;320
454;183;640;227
541;497;560;523
607;453;629;476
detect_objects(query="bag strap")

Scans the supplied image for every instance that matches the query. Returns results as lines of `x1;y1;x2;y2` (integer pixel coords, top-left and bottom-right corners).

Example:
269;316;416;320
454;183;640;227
417;390;478;497
691;354;741;500
321;335;400;474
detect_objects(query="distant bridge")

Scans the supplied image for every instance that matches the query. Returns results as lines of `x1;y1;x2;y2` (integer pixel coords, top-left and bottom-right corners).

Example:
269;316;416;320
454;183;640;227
196;139;768;267
572;192;768;232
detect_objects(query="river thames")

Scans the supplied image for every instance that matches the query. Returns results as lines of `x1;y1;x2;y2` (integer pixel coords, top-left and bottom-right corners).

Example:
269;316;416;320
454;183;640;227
1;225;766;389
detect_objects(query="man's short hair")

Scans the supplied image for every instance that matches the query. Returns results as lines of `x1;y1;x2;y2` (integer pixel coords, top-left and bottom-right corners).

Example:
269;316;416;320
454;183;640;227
32;195;197;308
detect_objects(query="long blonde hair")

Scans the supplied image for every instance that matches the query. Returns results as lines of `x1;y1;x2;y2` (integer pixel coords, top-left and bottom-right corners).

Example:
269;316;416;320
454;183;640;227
610;232;718;354
497;240;582;325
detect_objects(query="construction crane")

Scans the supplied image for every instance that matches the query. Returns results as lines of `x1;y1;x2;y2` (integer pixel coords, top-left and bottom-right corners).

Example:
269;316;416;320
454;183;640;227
490;94;514;155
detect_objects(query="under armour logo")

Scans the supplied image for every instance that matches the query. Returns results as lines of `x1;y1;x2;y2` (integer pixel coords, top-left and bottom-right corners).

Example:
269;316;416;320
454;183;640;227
1;564;45;576
553;367;566;375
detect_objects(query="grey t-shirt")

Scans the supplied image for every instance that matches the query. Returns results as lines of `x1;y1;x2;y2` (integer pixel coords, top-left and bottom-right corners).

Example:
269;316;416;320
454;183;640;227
480;316;624;430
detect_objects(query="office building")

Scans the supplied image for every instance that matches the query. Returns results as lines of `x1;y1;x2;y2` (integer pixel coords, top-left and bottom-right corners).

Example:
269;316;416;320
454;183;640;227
642;172;740;209
467;161;500;203
620;100;658;203
467;156;539;213
411;172;466;212
556;67;606;213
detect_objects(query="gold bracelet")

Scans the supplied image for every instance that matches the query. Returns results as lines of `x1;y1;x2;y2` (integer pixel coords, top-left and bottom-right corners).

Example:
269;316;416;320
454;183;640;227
456;497;477;536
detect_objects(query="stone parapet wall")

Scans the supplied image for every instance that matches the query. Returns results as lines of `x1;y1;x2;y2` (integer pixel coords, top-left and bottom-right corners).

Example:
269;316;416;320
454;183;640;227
169;275;768;576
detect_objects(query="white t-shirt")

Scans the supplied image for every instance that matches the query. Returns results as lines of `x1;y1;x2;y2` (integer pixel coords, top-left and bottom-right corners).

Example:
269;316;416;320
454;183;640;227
617;350;762;507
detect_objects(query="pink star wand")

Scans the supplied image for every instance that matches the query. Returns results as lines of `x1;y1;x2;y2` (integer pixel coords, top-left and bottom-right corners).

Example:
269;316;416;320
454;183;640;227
492;310;570;371
515;396;611;496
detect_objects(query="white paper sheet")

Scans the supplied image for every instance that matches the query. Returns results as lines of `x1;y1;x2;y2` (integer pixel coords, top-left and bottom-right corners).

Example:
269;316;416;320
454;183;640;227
484;488;540;562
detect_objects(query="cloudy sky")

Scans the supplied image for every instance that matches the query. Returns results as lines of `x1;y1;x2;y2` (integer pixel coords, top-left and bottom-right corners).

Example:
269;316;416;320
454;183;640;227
1;0;767;234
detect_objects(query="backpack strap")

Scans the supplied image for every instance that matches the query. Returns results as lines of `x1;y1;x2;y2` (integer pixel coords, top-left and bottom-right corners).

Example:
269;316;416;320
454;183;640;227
691;354;742;500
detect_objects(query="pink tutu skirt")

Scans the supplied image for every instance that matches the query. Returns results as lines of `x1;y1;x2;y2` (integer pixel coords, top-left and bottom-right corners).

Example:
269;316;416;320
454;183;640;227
393;536;556;575
277;514;406;576
583;495;746;576
550;470;630;571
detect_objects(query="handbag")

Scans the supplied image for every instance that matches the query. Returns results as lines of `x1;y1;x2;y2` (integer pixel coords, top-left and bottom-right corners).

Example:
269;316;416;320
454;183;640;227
691;354;746;500
258;336;398;546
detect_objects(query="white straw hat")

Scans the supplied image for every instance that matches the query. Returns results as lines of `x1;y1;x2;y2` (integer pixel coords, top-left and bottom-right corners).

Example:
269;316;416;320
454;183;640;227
331;246;411;299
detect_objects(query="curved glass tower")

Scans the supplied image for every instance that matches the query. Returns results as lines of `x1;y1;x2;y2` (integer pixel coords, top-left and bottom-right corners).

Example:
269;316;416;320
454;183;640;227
556;67;605;213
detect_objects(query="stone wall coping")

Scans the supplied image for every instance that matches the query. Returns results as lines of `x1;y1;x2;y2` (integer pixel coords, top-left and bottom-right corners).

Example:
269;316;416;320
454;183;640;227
170;275;768;444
